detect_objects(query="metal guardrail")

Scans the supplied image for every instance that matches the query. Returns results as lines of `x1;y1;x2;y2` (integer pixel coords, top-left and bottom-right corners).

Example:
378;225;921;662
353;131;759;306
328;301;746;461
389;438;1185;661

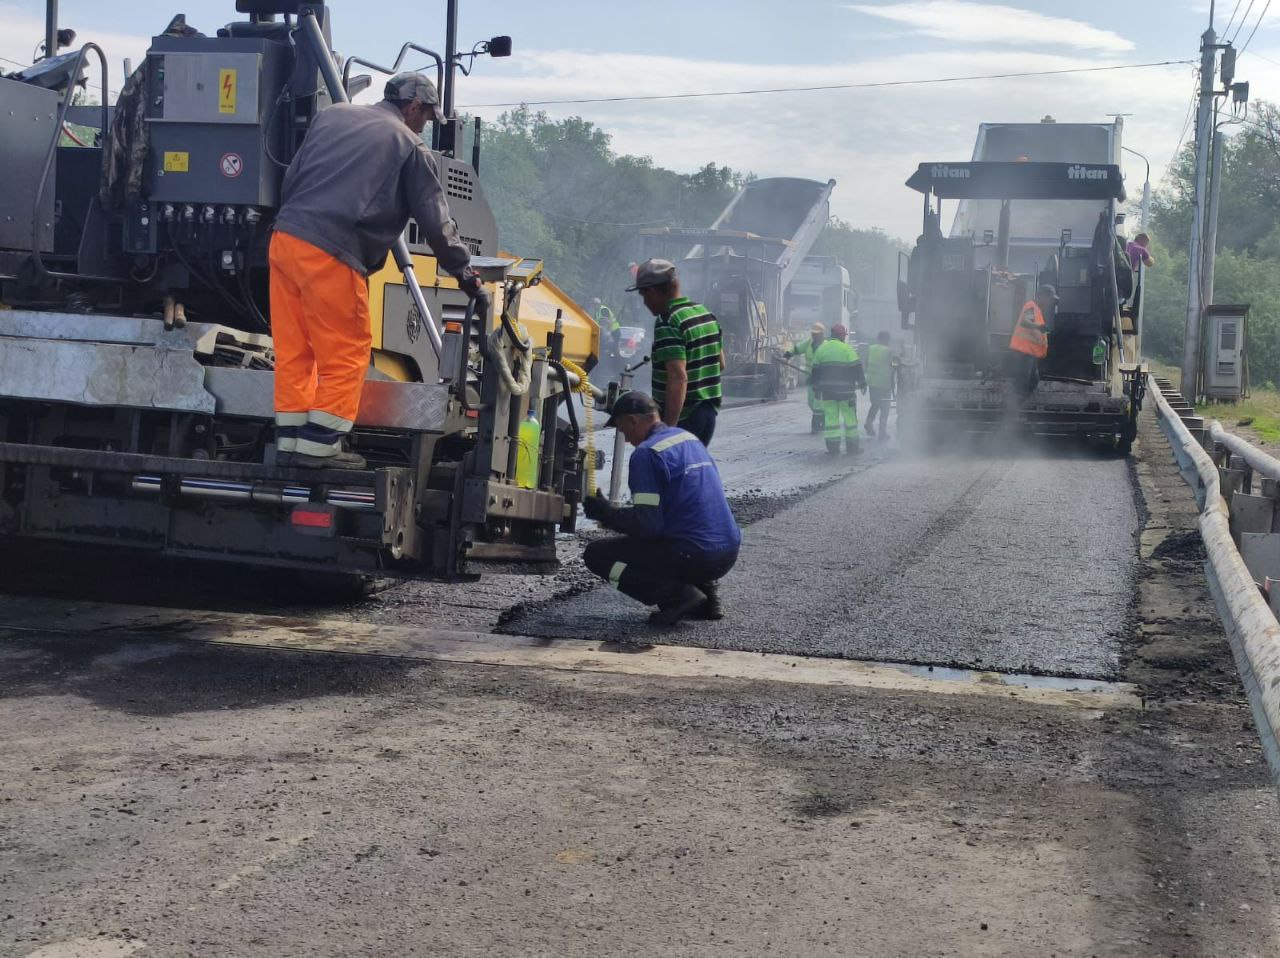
1149;375;1280;793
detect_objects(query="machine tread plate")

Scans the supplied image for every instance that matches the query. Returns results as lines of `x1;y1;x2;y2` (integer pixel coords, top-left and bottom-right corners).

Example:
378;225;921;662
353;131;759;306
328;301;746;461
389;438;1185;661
0;441;379;487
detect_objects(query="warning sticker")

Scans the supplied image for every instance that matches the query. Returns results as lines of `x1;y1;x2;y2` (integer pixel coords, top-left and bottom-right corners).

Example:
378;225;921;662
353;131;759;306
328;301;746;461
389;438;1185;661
163;151;189;173
219;153;244;178
218;68;237;114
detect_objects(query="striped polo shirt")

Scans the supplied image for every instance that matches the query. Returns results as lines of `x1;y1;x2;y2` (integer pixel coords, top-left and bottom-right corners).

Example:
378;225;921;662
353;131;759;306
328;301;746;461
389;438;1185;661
651;297;723;421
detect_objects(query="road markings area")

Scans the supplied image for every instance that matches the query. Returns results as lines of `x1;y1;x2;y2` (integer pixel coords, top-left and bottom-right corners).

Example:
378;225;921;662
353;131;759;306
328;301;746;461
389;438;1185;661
0;596;1139;710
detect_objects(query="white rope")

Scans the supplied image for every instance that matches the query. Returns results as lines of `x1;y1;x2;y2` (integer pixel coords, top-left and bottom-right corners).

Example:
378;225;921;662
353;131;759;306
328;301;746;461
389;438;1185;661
487;326;532;396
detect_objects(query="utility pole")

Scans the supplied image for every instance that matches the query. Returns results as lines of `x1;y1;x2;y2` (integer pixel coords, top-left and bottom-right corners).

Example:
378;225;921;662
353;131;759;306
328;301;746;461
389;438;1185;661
443;0;459;119
1203;127;1226;307
1122;146;1152;359
1122;146;1151;229
43;0;57;62
1180;27;1217;403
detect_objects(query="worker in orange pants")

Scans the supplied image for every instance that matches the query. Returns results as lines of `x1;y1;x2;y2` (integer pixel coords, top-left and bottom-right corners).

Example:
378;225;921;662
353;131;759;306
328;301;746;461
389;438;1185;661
268;232;373;463
270;72;483;469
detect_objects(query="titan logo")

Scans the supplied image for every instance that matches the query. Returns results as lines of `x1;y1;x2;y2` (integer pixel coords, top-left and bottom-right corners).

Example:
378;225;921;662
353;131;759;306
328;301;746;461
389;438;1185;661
1067;165;1108;180
931;165;970;179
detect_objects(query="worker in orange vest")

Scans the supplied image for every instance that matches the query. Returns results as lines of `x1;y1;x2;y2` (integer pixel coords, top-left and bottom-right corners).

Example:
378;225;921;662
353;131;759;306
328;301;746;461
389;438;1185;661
1009;284;1056;395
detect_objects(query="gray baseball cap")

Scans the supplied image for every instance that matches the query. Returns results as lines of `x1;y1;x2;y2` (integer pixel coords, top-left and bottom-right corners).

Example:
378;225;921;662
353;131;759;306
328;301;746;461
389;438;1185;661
384;72;447;124
626;258;677;291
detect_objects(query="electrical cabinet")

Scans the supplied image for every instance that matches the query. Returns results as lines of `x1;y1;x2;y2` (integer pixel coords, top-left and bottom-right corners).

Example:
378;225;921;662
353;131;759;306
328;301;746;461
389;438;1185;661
1204;304;1248;401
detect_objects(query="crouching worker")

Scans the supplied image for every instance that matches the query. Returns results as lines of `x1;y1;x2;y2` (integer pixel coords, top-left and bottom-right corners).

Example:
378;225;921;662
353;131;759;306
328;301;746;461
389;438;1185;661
582;392;741;627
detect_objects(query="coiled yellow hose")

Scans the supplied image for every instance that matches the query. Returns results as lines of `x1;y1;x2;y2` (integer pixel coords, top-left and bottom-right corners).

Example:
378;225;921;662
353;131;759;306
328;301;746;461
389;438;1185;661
558;358;596;496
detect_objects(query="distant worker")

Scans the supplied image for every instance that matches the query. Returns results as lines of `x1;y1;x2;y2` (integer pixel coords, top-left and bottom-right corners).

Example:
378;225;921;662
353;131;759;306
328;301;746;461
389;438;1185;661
810;323;866;455
1126;232;1156;271
1009;285;1055;395
592;297;621;337
864;331;897;440
629;259;725;446
582;392;741;626
784;322;826;434
270;72;486;469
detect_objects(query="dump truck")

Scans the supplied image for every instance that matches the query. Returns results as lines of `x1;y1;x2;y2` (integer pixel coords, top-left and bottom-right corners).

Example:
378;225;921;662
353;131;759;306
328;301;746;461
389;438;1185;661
896;119;1145;450
639;177;835;399
0;0;603;580
784;255;856;335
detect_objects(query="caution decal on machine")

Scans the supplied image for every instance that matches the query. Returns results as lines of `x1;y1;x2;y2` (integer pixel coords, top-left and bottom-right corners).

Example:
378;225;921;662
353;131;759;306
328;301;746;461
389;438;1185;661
218;68;237;114
163;151;189;173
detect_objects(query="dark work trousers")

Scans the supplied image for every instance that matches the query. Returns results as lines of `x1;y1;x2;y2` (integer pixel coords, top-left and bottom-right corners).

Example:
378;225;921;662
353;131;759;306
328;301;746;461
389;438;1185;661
866;387;892;435
583;536;739;607
681;401;718;447
1005;351;1040;396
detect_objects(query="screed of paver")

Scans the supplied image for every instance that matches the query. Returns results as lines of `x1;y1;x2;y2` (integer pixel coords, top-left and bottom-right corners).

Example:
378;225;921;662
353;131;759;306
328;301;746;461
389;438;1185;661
502;447;1138;678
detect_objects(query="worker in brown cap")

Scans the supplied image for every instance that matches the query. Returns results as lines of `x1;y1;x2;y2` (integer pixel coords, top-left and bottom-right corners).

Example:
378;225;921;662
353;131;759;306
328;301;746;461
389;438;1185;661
270;72;486;469
629;259;725;446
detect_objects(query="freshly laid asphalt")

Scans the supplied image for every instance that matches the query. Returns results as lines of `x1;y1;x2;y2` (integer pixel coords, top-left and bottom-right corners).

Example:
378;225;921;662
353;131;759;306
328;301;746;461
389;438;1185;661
505;414;1139;678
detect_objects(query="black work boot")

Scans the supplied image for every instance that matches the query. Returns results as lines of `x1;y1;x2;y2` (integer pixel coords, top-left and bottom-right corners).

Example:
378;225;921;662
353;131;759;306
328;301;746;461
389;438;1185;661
826;441;841;455
696;580;725;621
845;441;862;456
649;585;708;627
294;449;368;471
811;413;824;435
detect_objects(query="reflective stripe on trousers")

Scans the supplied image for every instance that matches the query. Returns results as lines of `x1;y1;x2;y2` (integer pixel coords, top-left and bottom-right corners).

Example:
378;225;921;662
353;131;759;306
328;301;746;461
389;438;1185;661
269;231;372;438
822;398;857;440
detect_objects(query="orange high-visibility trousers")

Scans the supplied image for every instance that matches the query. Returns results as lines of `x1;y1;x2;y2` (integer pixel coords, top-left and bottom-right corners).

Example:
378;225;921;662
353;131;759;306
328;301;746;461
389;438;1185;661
268;231;372;455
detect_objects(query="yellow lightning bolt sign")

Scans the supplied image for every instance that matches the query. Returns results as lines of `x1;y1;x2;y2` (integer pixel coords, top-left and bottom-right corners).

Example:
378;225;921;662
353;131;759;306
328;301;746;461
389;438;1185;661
218;69;237;114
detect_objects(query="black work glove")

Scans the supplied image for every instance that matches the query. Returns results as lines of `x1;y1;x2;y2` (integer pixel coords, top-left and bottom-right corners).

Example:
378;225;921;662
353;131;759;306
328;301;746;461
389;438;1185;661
458;271;491;317
582;494;611;522
458;270;484;298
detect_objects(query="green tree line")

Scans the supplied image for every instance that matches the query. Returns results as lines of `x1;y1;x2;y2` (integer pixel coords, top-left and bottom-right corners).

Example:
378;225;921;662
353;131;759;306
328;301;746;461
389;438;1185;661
476;108;904;323
1145;102;1280;387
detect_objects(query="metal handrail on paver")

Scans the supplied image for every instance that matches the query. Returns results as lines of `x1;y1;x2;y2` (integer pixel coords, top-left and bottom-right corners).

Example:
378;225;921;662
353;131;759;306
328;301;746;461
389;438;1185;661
1149;375;1280;795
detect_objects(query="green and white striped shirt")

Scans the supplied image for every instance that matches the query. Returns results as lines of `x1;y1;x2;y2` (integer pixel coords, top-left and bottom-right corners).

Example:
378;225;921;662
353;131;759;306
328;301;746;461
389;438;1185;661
651;297;723;421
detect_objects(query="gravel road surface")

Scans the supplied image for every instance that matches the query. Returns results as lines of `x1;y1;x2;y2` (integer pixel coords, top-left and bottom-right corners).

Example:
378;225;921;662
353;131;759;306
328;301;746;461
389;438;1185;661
2;400;1278;957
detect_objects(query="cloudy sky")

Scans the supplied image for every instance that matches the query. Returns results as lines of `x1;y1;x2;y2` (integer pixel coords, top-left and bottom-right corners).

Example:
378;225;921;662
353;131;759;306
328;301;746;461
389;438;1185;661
3;0;1277;240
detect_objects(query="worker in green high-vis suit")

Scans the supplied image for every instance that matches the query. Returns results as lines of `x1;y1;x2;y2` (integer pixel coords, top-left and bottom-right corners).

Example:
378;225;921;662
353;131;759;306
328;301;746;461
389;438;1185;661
864;330;897;440
784;322;826;435
809;323;866;456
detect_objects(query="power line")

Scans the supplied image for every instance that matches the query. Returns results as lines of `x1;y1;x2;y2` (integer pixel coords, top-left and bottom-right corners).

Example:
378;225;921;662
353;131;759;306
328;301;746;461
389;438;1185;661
1224;0;1246;35
1239;0;1274;54
1231;0;1258;42
460;59;1195;109
1160;73;1201;190
1243;48;1280;65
